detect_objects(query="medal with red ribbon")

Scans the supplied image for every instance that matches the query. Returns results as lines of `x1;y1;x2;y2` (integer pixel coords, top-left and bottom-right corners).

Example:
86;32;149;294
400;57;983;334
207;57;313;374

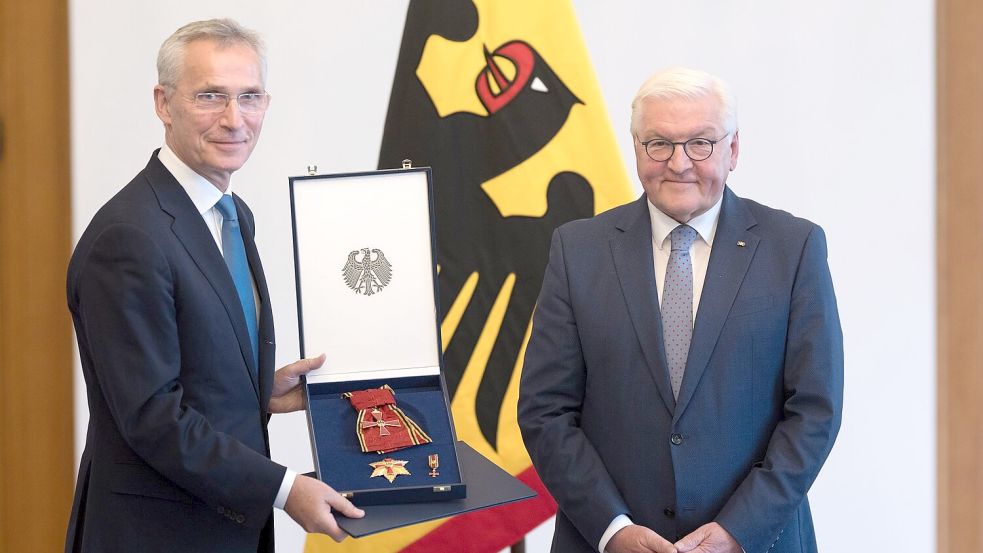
343;385;432;454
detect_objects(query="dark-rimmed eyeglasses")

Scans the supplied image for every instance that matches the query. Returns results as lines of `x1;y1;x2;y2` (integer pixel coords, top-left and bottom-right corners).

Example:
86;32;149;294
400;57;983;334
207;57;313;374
637;133;730;162
191;92;271;114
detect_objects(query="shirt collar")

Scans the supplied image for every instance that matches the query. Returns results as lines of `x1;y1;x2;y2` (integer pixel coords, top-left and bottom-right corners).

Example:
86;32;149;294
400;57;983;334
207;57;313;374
157;144;234;215
647;191;724;250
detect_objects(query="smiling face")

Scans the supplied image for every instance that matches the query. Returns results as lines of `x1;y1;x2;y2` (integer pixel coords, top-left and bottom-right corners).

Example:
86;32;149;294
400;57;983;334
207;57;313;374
633;94;738;223
154;39;266;191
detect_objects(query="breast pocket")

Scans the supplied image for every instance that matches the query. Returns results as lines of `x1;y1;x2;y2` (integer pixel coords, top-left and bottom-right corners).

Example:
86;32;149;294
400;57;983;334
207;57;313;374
727;294;778;319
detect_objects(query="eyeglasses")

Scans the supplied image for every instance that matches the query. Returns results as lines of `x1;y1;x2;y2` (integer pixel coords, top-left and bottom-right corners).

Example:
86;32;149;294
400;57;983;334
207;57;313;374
638;133;730;162
191;92;271;114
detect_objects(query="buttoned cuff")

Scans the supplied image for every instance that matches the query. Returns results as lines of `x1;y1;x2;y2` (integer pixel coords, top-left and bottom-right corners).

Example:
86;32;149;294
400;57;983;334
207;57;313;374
273;469;297;510
598;514;633;552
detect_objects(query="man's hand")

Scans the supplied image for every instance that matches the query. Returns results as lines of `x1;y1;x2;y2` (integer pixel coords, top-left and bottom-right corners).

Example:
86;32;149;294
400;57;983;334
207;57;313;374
269;354;325;414
283;474;364;541
607;524;678;553
674;522;741;553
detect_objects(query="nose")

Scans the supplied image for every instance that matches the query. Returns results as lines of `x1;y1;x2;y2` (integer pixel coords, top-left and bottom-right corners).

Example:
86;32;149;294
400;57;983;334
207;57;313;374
218;98;245;129
666;143;693;173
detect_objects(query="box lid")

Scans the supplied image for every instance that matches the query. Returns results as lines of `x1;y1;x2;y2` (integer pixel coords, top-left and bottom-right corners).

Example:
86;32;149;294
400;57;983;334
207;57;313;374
289;168;441;385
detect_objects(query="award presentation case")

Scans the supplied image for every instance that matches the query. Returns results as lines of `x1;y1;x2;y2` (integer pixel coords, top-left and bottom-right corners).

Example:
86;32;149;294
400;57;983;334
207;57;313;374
291;167;526;516
290;167;462;505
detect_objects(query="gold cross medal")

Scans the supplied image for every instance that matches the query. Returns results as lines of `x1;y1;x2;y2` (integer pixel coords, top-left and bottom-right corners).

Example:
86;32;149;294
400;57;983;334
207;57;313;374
369;458;410;483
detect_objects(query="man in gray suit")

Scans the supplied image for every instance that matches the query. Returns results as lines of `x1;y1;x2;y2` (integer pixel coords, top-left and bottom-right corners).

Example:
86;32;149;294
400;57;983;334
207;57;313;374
518;67;843;553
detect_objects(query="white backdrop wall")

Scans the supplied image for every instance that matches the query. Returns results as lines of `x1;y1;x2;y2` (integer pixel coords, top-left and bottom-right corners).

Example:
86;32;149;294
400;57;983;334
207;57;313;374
70;2;935;551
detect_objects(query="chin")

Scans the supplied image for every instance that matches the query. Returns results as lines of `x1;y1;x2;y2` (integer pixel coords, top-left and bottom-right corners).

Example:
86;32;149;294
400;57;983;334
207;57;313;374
209;155;249;173
665;202;704;221
659;191;698;208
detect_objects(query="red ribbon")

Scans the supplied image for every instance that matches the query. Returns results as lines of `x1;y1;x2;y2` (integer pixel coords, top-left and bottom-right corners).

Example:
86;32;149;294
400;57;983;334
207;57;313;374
344;386;432;454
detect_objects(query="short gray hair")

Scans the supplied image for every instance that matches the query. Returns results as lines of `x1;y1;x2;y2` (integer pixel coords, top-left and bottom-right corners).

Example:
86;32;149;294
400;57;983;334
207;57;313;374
630;67;737;135
157;18;266;88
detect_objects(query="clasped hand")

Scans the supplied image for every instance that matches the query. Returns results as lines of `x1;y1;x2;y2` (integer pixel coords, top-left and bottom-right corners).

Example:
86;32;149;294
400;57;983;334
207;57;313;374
608;522;741;553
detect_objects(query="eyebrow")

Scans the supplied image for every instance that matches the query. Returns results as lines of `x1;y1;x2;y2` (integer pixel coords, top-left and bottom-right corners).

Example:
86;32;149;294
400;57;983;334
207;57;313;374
197;83;264;94
642;127;719;141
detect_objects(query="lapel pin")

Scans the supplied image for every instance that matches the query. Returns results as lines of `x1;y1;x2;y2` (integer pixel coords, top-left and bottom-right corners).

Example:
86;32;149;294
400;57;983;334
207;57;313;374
737;240;746;247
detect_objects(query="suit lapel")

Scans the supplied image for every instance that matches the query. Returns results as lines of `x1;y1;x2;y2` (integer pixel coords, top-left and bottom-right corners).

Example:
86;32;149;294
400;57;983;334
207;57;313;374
673;187;758;419
145;155;261;401
610;196;676;414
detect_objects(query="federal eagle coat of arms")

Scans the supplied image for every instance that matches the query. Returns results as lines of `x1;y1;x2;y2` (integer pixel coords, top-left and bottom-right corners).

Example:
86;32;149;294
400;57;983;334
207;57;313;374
342;248;393;296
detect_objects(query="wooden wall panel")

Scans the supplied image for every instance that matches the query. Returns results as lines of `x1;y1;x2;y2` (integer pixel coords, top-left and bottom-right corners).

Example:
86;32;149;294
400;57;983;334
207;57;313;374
938;0;983;551
0;0;74;551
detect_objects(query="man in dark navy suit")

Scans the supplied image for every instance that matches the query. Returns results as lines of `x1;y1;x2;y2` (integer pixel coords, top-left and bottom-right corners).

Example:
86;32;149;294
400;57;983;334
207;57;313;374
519;67;843;553
65;19;362;552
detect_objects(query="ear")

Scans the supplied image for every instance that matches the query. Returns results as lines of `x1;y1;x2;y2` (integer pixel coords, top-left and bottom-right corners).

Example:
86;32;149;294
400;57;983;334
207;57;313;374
728;129;740;171
154;84;172;126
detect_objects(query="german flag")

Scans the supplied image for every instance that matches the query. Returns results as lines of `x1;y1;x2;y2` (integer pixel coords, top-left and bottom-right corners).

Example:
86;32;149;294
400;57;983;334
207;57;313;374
306;1;632;551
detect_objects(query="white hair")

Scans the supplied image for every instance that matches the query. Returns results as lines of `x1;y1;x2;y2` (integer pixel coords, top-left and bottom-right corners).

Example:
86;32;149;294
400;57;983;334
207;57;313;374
630;67;737;135
157;18;266;88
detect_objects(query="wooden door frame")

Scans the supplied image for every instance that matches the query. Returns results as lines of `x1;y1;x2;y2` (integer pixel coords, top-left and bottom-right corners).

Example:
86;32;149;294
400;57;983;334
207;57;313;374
0;1;74;552
938;0;983;551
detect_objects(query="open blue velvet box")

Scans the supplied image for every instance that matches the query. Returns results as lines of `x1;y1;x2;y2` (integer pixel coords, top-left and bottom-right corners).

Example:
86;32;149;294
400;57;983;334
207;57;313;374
303;375;463;504
289;167;466;505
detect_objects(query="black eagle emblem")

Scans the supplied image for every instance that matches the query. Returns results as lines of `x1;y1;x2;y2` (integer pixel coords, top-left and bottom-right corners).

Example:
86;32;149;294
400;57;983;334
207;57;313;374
342;248;393;296
379;0;594;448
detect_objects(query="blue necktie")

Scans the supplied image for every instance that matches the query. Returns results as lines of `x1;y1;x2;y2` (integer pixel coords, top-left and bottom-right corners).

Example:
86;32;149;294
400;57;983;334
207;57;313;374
215;195;259;371
662;224;697;399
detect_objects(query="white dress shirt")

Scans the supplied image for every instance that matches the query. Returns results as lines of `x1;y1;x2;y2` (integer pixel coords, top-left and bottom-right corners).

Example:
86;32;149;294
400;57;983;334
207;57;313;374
597;194;723;553
157;145;297;511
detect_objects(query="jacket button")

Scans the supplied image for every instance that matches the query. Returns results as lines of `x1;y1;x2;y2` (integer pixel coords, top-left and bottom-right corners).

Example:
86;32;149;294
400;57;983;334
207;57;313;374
670;433;683;445
664;508;676;518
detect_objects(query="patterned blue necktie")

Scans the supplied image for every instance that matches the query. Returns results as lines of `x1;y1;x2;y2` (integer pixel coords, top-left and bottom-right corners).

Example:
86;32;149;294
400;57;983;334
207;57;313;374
662;224;697;399
215;195;259;371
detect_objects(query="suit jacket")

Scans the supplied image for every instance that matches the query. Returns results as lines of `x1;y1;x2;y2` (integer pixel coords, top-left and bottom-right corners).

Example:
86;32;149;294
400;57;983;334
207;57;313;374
518;188;843;553
65;152;284;552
